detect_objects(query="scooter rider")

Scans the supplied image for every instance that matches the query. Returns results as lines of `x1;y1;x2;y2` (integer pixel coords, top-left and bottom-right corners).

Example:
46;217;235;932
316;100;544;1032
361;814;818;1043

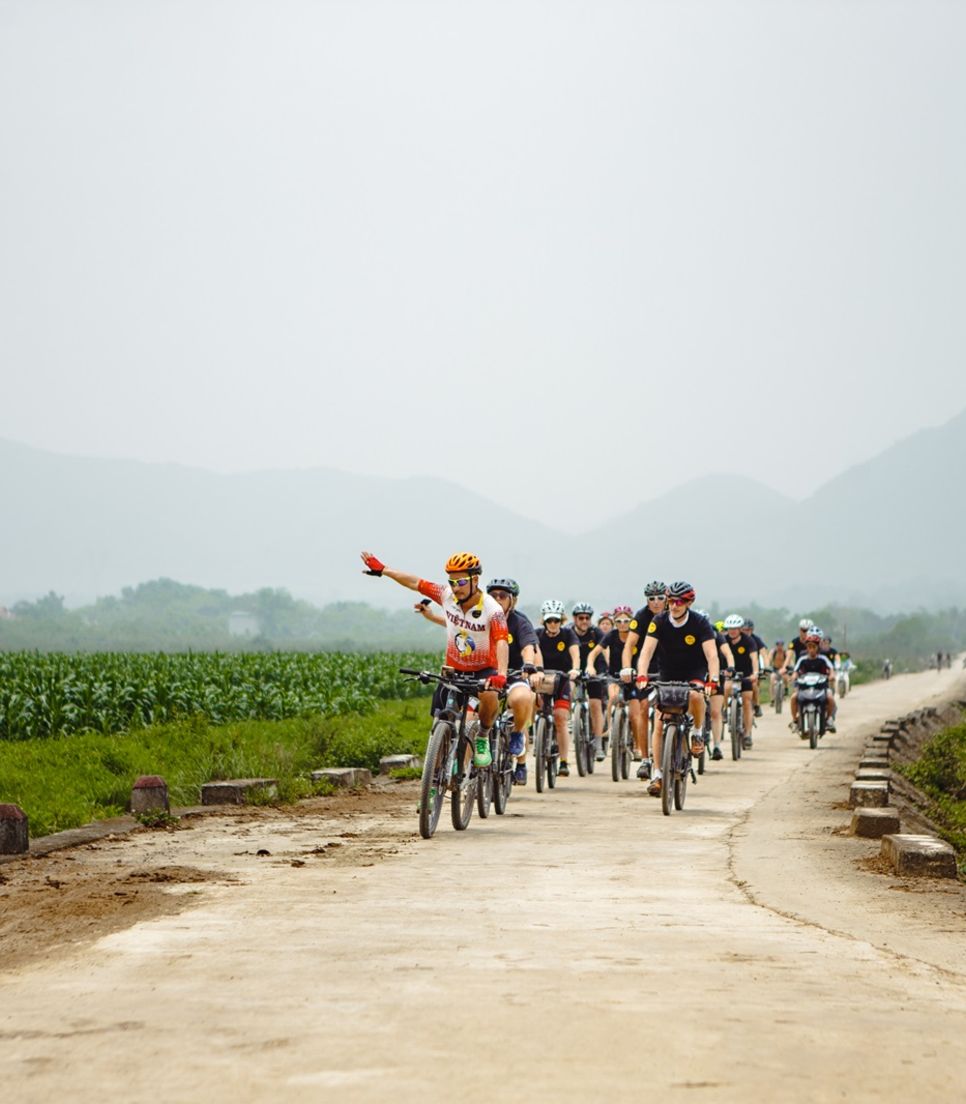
789;629;837;733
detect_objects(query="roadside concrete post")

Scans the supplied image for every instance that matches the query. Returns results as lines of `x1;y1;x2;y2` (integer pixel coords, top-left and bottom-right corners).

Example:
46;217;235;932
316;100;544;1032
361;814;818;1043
0;803;29;855
131;775;170;814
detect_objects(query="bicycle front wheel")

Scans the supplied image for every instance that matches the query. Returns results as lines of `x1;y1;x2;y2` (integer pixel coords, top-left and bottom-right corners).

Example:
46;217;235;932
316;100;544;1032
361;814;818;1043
451;734;476;830
674;728;689;811
611;711;625;782
534;716;547;794
661;721;676;816
418;721;452;840
774;679;784;714
729;698;741;761
575;707;588;777
493;731;511;815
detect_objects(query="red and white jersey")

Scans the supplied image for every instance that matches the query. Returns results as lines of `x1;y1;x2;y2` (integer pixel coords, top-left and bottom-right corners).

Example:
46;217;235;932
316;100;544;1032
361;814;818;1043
417;580;508;672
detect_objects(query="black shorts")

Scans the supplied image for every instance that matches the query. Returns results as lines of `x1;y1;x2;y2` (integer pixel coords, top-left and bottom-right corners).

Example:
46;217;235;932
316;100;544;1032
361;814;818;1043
587;677;604;701
621;682;642;702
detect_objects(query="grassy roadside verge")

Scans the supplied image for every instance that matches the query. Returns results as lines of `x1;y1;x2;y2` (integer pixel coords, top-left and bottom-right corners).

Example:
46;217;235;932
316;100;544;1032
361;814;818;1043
0;697;431;838
896;720;966;876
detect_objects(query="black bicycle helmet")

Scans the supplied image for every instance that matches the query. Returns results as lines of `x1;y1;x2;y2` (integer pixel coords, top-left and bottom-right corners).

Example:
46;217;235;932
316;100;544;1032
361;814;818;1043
572;602;594;616
644;580;667;597
666;580;696;601
743;618;755;629
486;577;520;597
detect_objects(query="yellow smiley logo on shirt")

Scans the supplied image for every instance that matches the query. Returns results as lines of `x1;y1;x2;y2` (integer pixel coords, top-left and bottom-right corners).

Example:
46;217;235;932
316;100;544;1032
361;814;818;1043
632;646;639;656
647;622;657;634
684;634;696;645
630;619;638;630
557;641;565;652
507;632;514;644
738;646;746;654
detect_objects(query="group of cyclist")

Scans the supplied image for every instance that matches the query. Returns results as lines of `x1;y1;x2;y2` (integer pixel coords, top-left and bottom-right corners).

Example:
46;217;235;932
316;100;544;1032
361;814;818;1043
360;549;846;798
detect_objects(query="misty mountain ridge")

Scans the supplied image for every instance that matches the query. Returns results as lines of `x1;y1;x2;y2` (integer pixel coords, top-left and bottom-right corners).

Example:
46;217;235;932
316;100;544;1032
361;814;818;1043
2;409;965;613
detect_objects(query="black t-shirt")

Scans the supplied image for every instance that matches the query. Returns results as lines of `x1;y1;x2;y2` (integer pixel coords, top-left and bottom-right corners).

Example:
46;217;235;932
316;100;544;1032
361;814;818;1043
790;637;809;660
506;609;538;671
600;628;642;677
573;625;604;670
629;607;662;672
821;644;838;661
715;631;731;667
793;655;834;679
727;634;755;676
645;611;714;678
744;632;766;654
537;626;579;673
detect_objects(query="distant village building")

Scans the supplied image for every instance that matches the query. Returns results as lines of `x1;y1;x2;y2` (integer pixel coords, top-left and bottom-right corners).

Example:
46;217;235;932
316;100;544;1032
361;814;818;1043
228;610;261;637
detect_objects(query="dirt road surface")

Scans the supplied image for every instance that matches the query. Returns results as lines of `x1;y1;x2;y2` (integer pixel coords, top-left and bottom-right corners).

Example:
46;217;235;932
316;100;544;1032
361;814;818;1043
3;668;965;1103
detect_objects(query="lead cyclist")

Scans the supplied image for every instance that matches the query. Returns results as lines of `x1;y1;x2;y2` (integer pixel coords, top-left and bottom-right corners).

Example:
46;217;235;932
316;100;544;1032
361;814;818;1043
360;550;509;767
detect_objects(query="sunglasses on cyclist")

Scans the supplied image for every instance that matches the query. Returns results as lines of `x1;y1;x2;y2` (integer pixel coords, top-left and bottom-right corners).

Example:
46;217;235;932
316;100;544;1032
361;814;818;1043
648;594;666;601
448;577;472;588
614;617;631;624
667;597;690;607
489;590;511;600
575;613;591;619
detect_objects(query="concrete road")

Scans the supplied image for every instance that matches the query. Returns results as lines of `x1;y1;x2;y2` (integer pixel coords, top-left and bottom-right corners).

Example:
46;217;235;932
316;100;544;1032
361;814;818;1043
2;668;965;1103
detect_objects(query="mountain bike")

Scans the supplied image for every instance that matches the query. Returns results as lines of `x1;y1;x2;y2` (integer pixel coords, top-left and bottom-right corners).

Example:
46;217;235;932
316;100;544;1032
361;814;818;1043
490;671;529;815
795;673;829;750
400;666;489;839
609;680;634;782
696;695;712;775
649;681;702;816
723;670;743;760
570;673;595;776
531;670;562;793
767;666;785;714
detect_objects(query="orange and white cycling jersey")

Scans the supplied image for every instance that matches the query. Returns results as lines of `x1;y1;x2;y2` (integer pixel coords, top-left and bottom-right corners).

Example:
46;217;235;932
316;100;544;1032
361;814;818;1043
417;581;508;672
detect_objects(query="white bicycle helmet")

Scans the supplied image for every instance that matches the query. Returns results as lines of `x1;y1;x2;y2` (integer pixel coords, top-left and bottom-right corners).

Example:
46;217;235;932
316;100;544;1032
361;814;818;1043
541;599;565;620
723;614;745;630
798;618;814;630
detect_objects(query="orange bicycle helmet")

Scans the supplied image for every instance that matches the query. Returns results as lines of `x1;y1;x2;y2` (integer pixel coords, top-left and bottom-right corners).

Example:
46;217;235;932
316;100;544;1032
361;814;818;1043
444;552;482;576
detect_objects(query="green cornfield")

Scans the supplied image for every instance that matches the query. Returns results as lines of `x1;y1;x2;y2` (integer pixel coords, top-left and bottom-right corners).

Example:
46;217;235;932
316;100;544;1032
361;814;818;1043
0;651;440;742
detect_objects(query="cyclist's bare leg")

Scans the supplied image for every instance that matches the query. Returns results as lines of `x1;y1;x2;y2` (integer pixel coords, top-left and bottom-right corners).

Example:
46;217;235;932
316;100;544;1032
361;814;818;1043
710;693;724;748
629;698;645;756
741;690;753;736
651;713;664;773
790;691;799;725
554;706;571;761
688;690;706;752
590;698;604;740
479;689;499;729
507;684;533;763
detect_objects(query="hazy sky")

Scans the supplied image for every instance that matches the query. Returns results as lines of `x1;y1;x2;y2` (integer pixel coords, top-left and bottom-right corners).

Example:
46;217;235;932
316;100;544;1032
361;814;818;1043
2;1;964;527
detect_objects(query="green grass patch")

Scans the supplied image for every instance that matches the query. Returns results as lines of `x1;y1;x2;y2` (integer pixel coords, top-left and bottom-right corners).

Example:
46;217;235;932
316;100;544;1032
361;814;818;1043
0;697;431;837
896;721;966;874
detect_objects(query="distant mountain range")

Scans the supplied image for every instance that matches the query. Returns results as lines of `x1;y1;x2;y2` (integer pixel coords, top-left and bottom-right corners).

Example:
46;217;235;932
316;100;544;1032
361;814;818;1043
3;408;965;613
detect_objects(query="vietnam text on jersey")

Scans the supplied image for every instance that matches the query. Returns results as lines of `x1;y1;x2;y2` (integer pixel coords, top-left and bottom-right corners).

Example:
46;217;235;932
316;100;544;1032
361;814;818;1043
417;580;508;672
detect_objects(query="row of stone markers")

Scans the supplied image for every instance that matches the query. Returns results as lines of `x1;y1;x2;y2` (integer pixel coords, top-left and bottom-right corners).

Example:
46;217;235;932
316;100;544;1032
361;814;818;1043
847;706;959;878
0;753;421;858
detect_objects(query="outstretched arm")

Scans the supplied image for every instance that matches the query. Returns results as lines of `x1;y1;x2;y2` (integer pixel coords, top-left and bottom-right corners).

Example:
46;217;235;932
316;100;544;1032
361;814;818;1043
360;550;421;591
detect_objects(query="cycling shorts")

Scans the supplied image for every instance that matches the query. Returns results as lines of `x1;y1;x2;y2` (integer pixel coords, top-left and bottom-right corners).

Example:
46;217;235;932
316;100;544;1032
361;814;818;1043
586;677;604;701
538;671;571;711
